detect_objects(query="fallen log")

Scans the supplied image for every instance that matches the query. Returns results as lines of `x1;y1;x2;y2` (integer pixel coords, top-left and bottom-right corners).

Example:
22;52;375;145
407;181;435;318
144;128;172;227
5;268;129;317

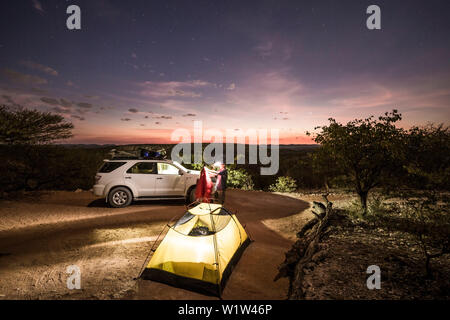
274;194;334;299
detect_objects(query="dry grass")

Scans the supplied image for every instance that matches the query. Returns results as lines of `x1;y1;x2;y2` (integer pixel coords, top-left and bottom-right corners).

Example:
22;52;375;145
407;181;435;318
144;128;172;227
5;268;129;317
262;191;450;299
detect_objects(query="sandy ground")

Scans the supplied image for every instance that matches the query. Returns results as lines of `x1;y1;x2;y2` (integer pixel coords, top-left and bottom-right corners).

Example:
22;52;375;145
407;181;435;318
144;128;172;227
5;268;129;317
0;189;308;300
262;191;354;241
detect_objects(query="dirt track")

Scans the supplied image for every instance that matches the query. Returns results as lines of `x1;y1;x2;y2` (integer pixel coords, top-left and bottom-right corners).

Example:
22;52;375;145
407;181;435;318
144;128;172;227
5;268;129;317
0;190;309;300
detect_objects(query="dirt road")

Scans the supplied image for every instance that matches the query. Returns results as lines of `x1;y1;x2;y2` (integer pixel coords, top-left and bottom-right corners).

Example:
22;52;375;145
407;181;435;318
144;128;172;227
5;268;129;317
0;190;308;300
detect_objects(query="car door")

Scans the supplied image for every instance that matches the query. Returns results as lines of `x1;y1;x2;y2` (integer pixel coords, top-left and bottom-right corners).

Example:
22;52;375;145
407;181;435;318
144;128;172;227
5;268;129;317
154;162;185;196
124;162;157;197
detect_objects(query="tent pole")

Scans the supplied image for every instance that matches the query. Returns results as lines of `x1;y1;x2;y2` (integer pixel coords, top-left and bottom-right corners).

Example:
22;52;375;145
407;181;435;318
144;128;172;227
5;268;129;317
209;210;222;297
134;215;175;279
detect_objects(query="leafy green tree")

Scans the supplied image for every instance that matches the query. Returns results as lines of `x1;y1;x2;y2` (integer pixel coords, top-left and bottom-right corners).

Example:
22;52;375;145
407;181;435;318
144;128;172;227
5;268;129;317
394;124;449;276
269;176;297;193
309;110;404;214
0;105;73;144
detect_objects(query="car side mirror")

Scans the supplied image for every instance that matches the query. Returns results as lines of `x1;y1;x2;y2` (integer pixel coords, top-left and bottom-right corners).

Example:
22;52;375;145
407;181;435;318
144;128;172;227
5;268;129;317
178;169;184;175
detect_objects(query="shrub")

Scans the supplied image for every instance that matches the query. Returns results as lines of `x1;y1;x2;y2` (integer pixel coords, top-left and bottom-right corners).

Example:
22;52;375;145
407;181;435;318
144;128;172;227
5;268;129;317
269;176;297;193
344;194;390;223
227;169;254;190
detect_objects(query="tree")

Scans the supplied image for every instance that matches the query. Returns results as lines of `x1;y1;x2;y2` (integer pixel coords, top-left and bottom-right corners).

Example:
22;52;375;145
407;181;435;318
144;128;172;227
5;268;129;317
396;124;450;276
308;110;404;214
0;105;73;144
404;123;450;190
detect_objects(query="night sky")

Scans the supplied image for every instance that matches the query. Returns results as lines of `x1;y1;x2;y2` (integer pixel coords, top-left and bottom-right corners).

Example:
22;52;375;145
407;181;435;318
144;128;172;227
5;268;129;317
0;0;449;144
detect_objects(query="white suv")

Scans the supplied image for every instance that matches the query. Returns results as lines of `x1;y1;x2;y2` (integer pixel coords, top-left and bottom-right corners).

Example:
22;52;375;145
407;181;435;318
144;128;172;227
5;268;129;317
93;159;200;208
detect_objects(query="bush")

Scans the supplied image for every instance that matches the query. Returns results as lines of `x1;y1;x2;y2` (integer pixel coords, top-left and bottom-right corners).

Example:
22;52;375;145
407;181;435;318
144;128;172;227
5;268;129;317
269;176;297;193
227;169;254;190
344;194;390;223
0;145;108;194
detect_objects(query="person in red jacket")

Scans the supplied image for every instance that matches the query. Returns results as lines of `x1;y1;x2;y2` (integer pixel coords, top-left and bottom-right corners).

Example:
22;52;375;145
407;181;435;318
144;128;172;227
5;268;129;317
195;167;213;202
194;163;227;204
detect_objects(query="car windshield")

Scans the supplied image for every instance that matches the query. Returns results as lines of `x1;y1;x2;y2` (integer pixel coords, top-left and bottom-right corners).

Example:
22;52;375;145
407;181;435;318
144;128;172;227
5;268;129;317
172;161;188;172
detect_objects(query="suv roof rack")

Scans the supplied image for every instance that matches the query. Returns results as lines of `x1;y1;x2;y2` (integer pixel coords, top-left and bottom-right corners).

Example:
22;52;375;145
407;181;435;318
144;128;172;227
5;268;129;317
109;147;168;161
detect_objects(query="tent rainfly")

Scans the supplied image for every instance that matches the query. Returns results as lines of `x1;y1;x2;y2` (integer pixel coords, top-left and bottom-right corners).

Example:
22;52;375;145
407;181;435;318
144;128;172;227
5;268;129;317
141;203;251;296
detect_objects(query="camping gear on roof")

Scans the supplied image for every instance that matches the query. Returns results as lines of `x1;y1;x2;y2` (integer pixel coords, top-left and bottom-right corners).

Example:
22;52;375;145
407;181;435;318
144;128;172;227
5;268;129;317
195;168;215;202
108;146;167;160
140;202;251;297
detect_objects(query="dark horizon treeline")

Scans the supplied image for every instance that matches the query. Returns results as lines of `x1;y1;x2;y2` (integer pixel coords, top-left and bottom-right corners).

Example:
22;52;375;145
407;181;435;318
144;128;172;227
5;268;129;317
0;105;449;197
0;143;320;195
0;134;448;196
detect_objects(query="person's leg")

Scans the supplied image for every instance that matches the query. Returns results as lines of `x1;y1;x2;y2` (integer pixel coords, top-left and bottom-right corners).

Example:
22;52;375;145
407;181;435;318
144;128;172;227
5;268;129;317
220;190;225;204
213;191;219;202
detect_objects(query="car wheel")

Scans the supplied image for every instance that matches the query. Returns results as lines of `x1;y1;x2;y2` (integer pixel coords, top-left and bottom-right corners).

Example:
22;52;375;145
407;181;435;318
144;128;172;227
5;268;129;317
108;187;132;208
187;187;196;204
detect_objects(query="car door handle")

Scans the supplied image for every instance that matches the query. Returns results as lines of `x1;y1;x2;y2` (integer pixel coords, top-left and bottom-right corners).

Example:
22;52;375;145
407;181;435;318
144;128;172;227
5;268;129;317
156;177;163;180
125;176;132;179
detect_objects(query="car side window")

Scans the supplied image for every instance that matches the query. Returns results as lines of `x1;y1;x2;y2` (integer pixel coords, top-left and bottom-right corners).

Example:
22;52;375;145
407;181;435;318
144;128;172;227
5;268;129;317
126;162;157;174
157;163;179;175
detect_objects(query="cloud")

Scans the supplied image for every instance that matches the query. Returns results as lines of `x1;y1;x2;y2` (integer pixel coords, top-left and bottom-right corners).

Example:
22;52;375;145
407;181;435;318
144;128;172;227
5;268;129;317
40;97;74;109
67;81;75;87
253;37;293;61
128;108;139;113
224;70;303;115
131;53;137;59
51;106;68;114
227;83;236;90
126;62;139;70
153;115;172;119
40;97;60;105
59;98;72;107
121;118;132;121
2;68;48;85
29;87;48;95
2;95;16;105
71;114;85;121
254;41;273;58
84;95;100;99
182;113;196;117
20;60;58;76
32;0;44;13
139;80;212;98
77;102;93;109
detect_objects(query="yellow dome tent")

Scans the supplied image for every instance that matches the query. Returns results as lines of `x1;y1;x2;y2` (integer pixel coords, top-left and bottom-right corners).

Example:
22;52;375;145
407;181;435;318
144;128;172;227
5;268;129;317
140;202;251;296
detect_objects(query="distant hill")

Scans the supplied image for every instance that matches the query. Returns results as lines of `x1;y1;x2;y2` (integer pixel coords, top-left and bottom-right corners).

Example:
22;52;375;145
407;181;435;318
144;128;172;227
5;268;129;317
59;144;116;149
278;144;319;151
58;143;318;150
